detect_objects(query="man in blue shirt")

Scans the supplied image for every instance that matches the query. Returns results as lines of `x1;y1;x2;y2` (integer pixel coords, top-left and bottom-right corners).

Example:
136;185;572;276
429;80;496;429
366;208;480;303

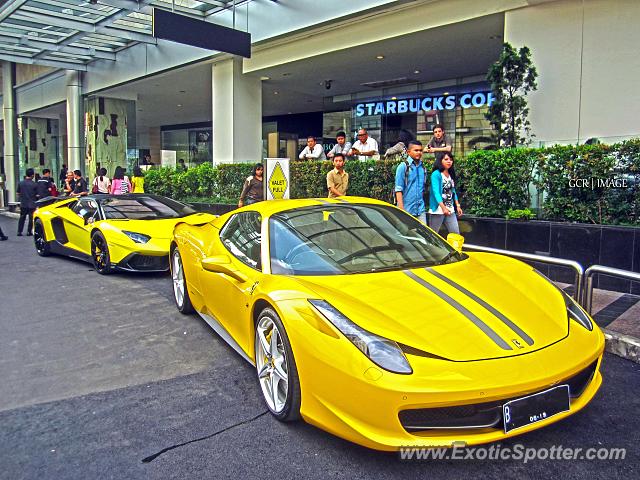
394;140;427;223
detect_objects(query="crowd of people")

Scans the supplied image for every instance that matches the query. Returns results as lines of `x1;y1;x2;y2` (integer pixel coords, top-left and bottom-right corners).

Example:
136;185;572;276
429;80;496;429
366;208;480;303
288;124;461;234
6;164;147;238
3;127;460;240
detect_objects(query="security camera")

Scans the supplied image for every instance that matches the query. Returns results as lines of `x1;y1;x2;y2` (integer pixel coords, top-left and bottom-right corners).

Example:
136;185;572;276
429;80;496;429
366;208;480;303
325;80;332;90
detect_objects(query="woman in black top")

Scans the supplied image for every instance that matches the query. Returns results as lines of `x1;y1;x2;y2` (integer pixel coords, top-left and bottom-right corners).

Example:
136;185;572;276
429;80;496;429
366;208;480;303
238;163;264;207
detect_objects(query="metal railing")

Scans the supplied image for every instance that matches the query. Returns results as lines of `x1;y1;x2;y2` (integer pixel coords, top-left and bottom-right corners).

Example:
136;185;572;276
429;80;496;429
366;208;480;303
463;243;584;301
583;266;640;314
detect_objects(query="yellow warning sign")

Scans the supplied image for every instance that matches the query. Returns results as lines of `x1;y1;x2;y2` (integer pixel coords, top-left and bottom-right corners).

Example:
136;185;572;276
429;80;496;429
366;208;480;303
268;161;288;199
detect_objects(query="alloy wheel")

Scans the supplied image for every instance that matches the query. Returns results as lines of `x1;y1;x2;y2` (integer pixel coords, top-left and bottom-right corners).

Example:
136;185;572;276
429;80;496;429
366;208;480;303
255;316;290;414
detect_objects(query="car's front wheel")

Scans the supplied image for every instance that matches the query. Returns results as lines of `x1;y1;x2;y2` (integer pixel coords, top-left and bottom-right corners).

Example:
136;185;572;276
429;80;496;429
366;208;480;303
33;220;51;257
171;247;194;314
255;308;301;421
91;231;112;275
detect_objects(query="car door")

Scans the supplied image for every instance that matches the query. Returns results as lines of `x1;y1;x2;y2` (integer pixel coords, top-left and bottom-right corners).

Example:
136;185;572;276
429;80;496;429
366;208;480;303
199;211;263;357
57;199;98;254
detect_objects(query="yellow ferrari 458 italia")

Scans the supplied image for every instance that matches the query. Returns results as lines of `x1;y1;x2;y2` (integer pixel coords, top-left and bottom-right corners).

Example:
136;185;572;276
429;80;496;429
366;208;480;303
170;197;604;451
33;194;211;274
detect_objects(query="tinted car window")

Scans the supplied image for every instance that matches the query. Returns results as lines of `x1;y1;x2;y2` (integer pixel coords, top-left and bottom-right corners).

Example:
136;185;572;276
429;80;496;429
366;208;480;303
101;195;196;220
71;199;98;220
220;212;262;270
270;204;466;275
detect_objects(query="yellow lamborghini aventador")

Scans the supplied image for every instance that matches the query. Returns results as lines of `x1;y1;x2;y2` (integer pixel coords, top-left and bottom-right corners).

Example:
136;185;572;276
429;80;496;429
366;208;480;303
33;194;212;274
170;196;604;451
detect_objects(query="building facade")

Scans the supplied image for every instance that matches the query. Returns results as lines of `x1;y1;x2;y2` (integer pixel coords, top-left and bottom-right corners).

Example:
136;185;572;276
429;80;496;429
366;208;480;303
0;0;638;203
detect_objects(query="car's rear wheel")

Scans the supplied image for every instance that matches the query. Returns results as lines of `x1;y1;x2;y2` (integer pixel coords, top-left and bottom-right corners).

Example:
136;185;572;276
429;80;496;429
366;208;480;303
33;220;51;257
255;308;301;421
91;231;112;275
171;247;194;314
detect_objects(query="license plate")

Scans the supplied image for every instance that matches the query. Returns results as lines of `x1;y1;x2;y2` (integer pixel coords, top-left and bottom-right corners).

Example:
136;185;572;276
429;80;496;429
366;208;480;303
503;385;570;433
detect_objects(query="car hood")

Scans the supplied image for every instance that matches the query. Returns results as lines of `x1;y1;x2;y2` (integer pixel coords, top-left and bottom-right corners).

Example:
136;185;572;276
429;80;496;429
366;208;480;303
292;253;569;361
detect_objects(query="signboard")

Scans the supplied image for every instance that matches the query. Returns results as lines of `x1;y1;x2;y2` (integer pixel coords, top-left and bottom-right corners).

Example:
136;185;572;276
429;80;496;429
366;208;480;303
160;149;177;168
153;8;251;58
355;91;495;117
265;158;290;200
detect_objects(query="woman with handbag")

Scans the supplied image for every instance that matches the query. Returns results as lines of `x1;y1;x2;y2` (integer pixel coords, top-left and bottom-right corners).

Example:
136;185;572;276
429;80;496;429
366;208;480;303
110;166;132;195
93;168;111;194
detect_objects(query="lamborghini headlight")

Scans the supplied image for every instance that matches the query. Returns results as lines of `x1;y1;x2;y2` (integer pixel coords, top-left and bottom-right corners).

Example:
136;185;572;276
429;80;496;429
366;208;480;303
309;299;412;374
123;230;151;244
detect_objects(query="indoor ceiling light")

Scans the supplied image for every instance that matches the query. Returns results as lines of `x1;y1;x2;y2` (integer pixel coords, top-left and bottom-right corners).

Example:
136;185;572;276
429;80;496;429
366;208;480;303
260;76;270;81
443;92;449;95
414;69;421;74
177;104;182;107
376;55;384;60
273;91;279;95
391;97;397;100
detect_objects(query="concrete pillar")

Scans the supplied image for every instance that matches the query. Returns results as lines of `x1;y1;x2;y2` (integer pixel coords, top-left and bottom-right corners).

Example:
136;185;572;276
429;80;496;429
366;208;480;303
212;57;262;163
65;70;83;173
2;61;18;204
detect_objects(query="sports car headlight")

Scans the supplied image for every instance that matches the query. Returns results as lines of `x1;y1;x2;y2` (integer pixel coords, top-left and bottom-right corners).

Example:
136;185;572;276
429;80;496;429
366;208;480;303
123;231;151;244
309;299;412;374
562;290;594;331
534;269;593;331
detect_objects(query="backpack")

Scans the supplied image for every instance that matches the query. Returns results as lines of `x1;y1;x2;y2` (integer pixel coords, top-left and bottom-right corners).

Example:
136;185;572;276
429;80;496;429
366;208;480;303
121;176;130;194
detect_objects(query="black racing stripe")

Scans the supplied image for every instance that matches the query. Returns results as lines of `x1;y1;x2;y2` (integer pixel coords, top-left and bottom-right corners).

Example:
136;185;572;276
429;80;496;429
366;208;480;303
425;268;535;346
404;270;512;350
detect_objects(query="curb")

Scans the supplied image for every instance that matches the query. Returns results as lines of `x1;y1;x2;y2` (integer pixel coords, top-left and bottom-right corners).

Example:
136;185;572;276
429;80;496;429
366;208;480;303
2;208;639;364
603;328;640;364
1;210;20;219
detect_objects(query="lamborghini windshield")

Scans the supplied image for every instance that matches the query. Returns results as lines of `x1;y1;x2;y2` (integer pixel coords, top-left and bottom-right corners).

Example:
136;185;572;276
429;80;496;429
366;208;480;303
269;204;466;275
101;195;196;220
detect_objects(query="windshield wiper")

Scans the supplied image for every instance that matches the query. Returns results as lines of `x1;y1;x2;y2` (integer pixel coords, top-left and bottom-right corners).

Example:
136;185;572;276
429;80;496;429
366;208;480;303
435;250;459;265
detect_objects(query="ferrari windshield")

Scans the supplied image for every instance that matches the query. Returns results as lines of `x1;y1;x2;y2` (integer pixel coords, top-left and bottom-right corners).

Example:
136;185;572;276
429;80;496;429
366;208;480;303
269;204;466;275
101;195;196;220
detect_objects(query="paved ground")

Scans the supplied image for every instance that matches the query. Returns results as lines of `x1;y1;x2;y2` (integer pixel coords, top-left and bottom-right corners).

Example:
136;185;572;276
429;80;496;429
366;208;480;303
0;214;638;479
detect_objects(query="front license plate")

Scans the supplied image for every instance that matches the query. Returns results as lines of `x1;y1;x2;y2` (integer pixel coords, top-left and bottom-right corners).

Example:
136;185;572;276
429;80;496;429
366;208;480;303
503;385;570;433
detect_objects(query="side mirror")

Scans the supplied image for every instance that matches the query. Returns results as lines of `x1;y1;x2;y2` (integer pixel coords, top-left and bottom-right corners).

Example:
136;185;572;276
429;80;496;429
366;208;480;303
85;216;95;225
201;254;247;282
446;233;465;252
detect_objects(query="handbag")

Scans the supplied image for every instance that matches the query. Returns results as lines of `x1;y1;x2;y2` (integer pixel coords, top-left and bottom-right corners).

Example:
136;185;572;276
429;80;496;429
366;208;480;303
92;178;99;194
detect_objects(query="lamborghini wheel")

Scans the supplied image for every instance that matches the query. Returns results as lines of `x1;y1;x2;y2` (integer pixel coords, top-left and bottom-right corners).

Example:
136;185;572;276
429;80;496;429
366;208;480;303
91;231;112;275
255;308;301;421
33;220;51;257
171;247;194;314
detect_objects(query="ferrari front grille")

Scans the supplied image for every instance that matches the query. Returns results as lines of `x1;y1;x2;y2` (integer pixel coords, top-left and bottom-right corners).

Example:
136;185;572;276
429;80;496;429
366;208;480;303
398;361;599;432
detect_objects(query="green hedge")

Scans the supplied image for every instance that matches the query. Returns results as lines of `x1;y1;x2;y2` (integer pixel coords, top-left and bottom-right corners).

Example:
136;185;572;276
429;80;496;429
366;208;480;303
144;138;640;225
145;159;402;205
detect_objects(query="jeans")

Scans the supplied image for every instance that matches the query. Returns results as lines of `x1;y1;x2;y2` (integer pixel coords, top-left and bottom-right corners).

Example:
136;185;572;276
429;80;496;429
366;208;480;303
18;207;35;234
429;213;459;235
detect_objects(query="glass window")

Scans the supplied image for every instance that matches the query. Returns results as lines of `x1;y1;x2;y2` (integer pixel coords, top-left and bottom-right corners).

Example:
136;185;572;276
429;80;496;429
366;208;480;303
101;195;196;220
220;212;262;270
270;204;466;276
71;199;98;221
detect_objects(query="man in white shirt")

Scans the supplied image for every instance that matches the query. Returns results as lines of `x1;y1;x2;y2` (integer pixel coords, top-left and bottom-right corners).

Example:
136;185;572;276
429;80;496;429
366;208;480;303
327;131;352;159
348;128;379;161
299;136;326;160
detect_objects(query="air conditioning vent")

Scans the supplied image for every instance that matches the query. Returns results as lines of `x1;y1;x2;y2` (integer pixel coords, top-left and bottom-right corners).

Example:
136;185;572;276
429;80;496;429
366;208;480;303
360;77;417;88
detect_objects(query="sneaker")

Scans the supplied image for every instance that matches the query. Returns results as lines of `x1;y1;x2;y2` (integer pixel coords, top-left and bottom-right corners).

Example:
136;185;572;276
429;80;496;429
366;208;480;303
0;236;7;241
17;232;23;236
26;232;33;236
